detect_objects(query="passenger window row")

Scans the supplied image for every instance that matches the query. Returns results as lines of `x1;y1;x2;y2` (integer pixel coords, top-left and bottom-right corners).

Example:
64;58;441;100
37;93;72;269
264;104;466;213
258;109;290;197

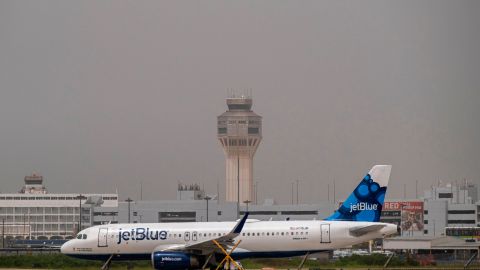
242;231;308;237
166;232;228;239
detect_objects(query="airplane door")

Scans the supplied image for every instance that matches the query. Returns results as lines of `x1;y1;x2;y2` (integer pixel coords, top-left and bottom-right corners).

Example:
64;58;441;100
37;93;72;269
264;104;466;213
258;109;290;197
320;224;331;243
98;228;108;247
192;231;198;241
184;231;190;242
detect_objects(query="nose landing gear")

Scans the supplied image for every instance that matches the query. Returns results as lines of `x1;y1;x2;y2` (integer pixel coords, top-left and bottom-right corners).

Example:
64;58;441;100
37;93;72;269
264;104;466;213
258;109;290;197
100;254;114;270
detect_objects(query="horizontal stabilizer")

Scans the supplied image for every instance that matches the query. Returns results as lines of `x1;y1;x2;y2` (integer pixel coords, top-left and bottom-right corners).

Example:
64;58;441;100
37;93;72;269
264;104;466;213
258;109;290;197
349;224;386;237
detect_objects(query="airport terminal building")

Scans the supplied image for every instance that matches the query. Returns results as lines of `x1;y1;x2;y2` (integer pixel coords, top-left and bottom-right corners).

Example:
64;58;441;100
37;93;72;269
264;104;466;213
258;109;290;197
1;174;479;247
0;174;118;240
116;185;336;224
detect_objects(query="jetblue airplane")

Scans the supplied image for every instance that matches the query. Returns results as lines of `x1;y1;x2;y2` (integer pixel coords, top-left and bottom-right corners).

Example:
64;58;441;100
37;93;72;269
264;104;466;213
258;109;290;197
61;165;397;270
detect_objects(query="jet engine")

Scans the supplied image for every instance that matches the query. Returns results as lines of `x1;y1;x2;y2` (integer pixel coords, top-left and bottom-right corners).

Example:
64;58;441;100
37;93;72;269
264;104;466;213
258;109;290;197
151;252;200;270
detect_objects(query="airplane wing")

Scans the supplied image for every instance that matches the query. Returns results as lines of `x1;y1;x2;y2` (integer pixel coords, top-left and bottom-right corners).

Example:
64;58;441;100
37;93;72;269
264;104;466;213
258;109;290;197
349;224;386;237
155;213;249;255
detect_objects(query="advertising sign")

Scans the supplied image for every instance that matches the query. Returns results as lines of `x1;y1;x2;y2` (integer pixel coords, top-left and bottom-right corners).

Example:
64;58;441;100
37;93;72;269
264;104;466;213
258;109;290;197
383;201;424;232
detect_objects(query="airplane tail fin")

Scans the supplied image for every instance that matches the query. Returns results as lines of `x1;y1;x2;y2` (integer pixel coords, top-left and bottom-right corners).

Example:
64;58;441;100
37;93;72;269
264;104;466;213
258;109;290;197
325;165;391;222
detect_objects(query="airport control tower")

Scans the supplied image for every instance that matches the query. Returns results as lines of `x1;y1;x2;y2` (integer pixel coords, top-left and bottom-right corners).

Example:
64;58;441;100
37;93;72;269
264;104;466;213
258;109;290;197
217;94;262;203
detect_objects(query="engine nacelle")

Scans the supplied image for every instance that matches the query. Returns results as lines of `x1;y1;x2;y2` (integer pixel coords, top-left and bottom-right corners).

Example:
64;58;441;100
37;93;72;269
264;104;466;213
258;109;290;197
151;252;200;270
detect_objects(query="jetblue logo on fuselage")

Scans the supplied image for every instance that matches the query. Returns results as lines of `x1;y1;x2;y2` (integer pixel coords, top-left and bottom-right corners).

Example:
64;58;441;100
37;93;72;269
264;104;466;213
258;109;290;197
349;202;378;213
162;257;182;262
117;228;167;244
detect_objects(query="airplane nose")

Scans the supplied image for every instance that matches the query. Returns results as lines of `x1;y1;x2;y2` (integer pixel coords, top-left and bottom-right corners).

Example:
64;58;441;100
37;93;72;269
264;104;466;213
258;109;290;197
60;241;70;254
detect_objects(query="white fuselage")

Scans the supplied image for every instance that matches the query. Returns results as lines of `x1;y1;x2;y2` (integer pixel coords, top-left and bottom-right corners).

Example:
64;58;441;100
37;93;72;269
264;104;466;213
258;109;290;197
61;220;397;259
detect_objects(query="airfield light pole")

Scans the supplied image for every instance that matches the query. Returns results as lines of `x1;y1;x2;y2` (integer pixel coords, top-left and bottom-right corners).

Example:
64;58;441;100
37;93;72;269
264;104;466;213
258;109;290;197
23;213;26;239
255;181;259;205
296;179;299;205
237;155;240;219
327;183;330;202
204;196;212;222
333;179;336;204
415;179;418;199
77;194;86;232
2;218;4;248
28;209;31;239
291;182;294;205
243;200;251;212
125;198;133;223
400;203;407;237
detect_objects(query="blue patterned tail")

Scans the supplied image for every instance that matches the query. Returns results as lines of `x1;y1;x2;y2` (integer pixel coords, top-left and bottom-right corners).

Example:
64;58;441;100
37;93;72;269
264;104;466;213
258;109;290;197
325;165;392;222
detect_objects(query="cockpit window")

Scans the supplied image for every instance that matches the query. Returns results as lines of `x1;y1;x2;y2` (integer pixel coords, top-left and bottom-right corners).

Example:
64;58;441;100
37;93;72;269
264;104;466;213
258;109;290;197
76;234;82;239
82;234;87;239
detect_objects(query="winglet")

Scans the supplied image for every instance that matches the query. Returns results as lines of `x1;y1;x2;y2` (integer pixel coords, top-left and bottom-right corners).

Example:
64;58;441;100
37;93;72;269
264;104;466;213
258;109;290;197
232;212;249;234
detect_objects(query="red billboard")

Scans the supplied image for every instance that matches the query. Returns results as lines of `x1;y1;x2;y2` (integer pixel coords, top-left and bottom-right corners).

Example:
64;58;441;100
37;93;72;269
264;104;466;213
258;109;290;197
383;201;424;232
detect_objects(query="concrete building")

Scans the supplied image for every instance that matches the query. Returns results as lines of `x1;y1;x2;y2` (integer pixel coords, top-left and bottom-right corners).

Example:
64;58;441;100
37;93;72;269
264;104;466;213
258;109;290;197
116;184;335;224
477;201;480;227
176;183;205;201
217;95;262;204
0;174;118;240
117;200;335;224
423;182;478;237
384;236;480;263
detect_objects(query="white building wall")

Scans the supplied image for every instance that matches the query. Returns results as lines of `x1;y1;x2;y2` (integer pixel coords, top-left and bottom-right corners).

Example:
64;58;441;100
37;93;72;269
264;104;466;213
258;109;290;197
446;204;477;226
225;153;254;203
0;193;117;239
424;200;448;236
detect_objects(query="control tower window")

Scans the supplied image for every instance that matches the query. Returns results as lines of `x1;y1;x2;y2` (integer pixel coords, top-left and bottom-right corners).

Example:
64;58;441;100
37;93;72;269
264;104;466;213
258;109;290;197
228;104;251;110
248;127;259;134
218;128;227;134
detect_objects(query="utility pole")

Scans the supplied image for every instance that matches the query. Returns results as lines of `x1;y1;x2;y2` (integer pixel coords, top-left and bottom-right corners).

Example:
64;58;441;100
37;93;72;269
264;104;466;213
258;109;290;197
125;197;133;223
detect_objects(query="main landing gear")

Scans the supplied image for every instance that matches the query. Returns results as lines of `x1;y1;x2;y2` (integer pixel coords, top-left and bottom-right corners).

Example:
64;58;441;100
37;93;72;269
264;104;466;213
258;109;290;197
211;239;244;270
297;252;310;270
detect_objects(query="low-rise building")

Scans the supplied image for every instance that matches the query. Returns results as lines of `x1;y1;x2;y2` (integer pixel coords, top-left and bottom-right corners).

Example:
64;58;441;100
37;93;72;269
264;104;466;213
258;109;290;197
0;174;118;240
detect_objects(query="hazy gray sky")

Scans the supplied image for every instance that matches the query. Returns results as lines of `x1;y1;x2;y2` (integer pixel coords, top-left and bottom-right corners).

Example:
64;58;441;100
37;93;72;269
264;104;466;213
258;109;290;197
1;1;479;204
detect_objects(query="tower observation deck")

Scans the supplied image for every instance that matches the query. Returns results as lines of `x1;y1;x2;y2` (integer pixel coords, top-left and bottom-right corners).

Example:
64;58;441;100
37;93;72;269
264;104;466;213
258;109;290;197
217;95;262;203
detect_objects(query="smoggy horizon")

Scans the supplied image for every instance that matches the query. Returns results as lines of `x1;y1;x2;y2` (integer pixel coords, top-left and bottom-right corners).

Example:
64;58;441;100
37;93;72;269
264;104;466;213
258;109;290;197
1;1;479;204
